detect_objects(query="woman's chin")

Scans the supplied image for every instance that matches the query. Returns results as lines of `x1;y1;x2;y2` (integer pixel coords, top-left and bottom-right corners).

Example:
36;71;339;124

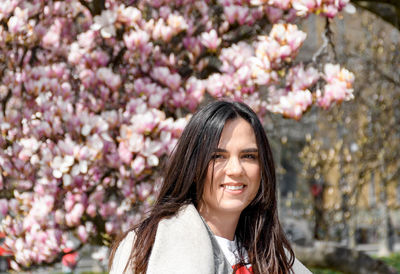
215;200;250;214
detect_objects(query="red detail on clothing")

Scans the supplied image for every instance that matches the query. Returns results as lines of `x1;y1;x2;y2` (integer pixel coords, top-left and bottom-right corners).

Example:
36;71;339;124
232;264;253;274
62;248;78;268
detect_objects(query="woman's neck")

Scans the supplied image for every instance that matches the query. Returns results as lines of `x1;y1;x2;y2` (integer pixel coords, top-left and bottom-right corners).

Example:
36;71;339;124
198;206;240;241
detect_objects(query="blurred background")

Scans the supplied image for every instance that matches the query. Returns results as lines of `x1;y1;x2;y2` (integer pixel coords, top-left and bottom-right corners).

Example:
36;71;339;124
0;0;399;273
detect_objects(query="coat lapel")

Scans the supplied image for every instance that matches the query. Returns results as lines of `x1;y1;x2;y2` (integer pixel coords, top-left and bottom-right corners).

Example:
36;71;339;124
147;204;232;274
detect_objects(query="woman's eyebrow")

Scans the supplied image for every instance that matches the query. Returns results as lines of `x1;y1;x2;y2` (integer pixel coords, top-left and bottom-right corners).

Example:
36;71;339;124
214;148;258;153
241;148;258;153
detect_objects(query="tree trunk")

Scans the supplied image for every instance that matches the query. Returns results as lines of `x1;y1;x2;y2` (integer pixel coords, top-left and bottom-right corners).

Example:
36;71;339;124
348;215;357;249
293;242;397;274
378;187;394;256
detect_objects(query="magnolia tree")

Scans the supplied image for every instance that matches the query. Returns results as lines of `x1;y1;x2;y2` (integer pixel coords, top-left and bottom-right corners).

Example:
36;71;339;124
299;14;400;252
0;0;354;269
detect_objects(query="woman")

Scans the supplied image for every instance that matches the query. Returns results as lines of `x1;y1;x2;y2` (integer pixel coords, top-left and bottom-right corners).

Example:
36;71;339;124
109;101;310;273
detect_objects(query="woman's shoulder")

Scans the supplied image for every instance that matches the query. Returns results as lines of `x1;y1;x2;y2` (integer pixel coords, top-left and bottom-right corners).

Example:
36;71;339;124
158;203;203;227
292;257;312;274
109;230;136;274
284;247;312;274
109;204;214;273
147;203;216;273
153;203;212;250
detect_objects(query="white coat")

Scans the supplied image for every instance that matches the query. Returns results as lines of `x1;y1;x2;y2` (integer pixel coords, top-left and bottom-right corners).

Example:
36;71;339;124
110;204;311;274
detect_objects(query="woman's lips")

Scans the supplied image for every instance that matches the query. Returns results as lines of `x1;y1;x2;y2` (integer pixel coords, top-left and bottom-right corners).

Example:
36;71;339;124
223;185;244;190
220;183;246;192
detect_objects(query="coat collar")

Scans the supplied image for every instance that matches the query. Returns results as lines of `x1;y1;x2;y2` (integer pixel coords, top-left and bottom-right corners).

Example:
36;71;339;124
147;203;232;274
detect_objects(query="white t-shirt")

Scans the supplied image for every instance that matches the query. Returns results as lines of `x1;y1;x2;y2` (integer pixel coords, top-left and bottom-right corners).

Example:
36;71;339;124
214;235;312;274
214;235;253;273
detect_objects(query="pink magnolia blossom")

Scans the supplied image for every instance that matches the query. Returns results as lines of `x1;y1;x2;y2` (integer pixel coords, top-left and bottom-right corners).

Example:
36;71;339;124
68;43;84;64
118;6;141;26
287;64;320;90
270;0;291;9
324;63;354;84
7;7;27;34
124;30;150;50
151;67;182;91
268;88;313;120
206;74;227;97
118;141;132;164
77;225;88;243
30;195;54;221
91;10;117;38
220;42;254;70
270;23;307;52
0;199;8;216
317;81;354;109
137;182;153;201
79;69;96;89
131;155;145;175
201;29;221;50
105;221;115;234
96;67;121;90
185;77;205;111
317;63;354;109
66;203;85;227
42;18;63;49
148;93;164;108
152;19;174;42
321;4;340;18
0;0;19;20
91;50;110;67
265;6;284;23
54;210;65;224
170;89;186;108
292;0;318;16
172;117;190;138
130;112;158;134
77;30;96;49
224;5;250;25
167;13;188;33
86;204;97;218
99;201;117;218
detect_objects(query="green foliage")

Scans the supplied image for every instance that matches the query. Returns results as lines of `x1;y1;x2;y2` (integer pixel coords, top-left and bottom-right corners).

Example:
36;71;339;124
378;253;400;272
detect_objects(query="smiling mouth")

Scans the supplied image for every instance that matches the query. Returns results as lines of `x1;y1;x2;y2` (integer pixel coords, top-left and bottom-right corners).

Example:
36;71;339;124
222;184;246;190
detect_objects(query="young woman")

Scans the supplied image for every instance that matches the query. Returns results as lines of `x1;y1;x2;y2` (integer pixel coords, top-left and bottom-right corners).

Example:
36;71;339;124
109;101;310;273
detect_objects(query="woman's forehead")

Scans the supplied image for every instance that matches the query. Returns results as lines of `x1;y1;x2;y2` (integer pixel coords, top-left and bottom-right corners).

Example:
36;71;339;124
217;118;257;146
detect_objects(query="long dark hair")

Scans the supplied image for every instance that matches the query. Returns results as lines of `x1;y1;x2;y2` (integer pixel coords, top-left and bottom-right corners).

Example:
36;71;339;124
109;100;295;273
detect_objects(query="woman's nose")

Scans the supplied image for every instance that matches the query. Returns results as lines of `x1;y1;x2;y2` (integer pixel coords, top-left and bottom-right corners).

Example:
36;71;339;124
225;157;243;176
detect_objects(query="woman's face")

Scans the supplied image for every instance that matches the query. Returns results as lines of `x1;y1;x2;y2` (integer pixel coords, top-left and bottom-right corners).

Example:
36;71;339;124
200;118;261;217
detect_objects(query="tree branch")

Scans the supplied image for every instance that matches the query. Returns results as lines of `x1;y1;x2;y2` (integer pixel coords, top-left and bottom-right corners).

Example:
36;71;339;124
93;0;105;15
312;18;337;65
78;0;105;16
78;0;92;14
1;88;11;117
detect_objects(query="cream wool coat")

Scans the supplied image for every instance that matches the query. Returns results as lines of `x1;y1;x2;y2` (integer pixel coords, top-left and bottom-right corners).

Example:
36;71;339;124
110;204;311;274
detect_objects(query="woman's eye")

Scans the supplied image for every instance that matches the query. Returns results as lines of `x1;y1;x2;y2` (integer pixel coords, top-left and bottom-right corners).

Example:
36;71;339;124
242;154;257;160
211;154;224;160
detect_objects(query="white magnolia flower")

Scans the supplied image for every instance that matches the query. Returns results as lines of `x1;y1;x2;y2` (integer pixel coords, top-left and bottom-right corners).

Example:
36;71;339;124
92;10;117;38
